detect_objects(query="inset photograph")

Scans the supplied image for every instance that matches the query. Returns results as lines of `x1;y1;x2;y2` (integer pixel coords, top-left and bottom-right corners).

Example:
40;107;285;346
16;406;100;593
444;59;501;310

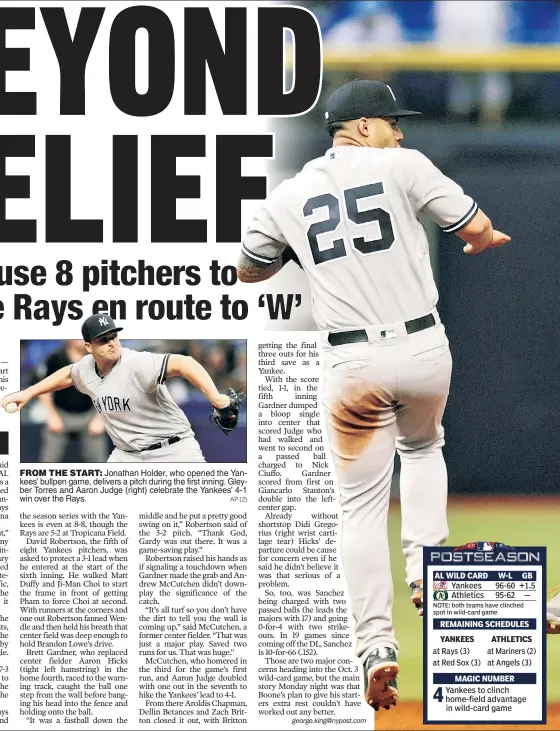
14;317;246;463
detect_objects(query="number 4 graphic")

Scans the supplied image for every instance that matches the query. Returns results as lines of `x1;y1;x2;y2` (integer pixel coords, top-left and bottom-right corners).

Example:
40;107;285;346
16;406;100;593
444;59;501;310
433;687;443;703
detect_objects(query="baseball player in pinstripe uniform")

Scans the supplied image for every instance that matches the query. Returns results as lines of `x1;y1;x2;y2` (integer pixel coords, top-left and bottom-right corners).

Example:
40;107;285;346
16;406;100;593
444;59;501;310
3;315;235;462
237;80;511;710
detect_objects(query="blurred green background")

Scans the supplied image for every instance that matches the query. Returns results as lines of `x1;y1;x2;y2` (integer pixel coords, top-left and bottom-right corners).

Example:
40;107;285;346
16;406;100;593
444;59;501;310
388;499;560;701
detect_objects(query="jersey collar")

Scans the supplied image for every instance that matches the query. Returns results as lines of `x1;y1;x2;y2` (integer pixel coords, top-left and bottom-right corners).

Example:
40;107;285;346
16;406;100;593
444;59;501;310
94;356;121;380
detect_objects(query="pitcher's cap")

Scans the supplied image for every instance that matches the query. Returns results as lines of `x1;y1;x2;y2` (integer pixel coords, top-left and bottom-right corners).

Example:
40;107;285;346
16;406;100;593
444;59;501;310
81;314;123;343
325;79;421;124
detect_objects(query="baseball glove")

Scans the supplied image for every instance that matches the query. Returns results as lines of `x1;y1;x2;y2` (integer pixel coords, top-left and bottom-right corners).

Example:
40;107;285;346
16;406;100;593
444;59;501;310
282;246;303;269
210;388;245;436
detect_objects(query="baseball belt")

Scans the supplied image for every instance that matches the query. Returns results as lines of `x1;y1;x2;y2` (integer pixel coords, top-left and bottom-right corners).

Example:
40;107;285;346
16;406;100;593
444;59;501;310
328;313;436;347
137;435;183;453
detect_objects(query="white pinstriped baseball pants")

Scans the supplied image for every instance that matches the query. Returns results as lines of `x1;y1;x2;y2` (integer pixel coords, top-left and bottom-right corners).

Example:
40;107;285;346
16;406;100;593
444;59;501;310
321;318;452;662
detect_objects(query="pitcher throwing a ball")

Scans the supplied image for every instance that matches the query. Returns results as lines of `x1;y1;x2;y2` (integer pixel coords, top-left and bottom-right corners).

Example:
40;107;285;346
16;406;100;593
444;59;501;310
3;315;244;462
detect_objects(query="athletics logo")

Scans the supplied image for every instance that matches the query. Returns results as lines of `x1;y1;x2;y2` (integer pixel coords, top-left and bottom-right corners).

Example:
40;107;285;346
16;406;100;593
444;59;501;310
433;591;448;601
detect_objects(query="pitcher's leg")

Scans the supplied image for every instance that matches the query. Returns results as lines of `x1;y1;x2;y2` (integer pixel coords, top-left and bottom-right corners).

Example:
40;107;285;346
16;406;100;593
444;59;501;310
396;345;452;587
398;427;449;585
324;383;398;661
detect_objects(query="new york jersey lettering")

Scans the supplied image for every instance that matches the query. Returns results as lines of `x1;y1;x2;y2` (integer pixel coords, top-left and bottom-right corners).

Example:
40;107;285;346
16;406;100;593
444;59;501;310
92;396;131;413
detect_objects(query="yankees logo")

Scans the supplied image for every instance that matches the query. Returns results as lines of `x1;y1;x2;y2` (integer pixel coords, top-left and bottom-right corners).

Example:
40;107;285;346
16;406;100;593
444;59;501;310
98;316;109;326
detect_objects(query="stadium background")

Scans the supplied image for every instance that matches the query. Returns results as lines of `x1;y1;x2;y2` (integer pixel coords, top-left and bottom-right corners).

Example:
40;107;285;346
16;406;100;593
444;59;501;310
19;339;247;463
273;2;560;727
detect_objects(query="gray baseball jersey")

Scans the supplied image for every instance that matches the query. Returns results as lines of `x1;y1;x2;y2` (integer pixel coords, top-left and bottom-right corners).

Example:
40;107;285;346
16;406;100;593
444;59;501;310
71;348;193;452
243;147;477;330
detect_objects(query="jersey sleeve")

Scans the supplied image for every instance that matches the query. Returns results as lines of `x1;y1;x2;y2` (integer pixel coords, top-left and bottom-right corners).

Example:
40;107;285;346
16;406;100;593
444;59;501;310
242;186;289;265
70;357;88;394
133;351;170;393
404;150;479;233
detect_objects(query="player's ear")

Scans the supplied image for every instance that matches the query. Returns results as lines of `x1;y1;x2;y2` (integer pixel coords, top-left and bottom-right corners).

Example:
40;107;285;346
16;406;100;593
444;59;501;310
357;118;369;137
84;342;92;354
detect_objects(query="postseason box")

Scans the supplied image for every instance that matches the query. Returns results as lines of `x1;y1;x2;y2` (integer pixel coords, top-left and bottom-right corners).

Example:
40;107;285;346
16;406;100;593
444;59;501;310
423;544;546;725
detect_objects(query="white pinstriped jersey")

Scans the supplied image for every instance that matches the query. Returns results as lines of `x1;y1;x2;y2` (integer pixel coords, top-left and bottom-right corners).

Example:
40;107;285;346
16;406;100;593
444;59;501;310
71;348;192;452
243;147;477;330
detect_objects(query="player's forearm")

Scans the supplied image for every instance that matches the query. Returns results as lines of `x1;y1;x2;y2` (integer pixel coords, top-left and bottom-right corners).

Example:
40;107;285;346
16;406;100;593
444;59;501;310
3;366;74;412
167;355;229;409
454;209;511;254
237;253;283;283
27;366;74;399
455;210;493;250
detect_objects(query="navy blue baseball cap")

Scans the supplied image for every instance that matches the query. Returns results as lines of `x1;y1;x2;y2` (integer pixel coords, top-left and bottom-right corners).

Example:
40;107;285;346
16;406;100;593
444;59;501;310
325;80;421;124
81;314;123;342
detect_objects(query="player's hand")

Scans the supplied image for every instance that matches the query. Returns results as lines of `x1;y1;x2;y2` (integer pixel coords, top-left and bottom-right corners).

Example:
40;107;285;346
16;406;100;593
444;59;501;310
1;390;32;412
210;389;245;436
46;410;64;434
486;230;511;249
88;414;105;436
463;230;511;255
212;394;233;409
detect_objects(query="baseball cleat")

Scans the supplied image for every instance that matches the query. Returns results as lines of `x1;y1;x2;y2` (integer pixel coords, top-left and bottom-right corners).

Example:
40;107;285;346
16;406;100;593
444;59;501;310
362;647;399;710
410;579;423;617
547;585;560;634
